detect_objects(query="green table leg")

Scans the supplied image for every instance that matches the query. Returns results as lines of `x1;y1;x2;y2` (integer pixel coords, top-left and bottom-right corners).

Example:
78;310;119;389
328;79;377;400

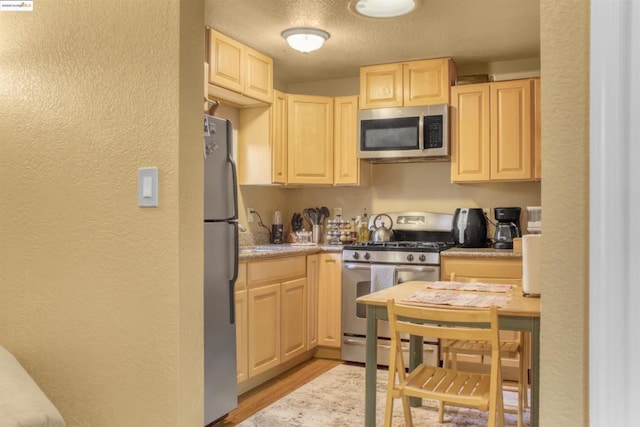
409;335;423;407
530;318;540;427
365;305;378;427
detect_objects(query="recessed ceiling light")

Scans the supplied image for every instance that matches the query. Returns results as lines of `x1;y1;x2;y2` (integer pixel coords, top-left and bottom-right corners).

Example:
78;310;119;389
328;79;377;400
281;28;331;53
350;0;418;18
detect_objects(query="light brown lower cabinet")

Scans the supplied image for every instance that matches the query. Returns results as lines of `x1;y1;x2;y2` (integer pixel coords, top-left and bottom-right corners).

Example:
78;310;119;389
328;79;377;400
248;283;282;377
281;278;307;362
240;256;308;383
306;255;320;350
235;262;248;383
317;253;342;348
235;289;248;383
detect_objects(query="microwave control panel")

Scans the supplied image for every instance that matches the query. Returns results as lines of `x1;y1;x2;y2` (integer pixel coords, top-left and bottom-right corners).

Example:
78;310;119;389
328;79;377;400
424;115;444;149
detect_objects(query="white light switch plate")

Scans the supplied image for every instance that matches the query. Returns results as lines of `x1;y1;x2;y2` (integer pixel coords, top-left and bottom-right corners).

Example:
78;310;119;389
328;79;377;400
138;167;158;207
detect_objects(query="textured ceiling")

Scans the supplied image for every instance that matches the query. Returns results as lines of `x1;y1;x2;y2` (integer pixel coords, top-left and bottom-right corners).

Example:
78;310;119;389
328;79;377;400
205;0;540;84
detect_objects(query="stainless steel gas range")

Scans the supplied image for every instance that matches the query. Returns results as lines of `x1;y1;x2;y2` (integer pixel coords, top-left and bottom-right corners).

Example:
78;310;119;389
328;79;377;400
341;211;454;367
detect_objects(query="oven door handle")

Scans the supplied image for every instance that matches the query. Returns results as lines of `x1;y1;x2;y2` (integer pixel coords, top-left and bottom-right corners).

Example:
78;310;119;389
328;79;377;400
344;263;372;271
344;263;437;274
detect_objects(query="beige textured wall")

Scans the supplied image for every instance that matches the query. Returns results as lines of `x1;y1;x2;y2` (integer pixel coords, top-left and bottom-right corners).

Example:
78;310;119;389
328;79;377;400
237;162;541;240
540;0;590;425
0;1;203;426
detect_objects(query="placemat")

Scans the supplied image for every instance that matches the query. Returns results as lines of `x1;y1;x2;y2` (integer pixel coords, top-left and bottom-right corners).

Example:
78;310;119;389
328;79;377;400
426;281;515;293
402;291;512;308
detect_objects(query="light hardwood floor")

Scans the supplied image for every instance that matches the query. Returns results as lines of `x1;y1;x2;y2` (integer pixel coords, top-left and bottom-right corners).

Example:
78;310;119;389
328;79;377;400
219;358;342;426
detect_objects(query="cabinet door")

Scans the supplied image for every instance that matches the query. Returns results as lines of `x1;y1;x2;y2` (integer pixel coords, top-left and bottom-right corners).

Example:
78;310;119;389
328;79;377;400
451;84;491;182
244;46;273;104
490;79;533;181
208;29;244;94
287;95;334;184
359;63;403;109
248;283;281;377
441;256;523;285
317;253;342;348
403;58;452;106
334;96;360;185
533;78;542;180
306;255;320;350
238;106;272;185
281;278;307;362
272;90;287;184
235;289;248;383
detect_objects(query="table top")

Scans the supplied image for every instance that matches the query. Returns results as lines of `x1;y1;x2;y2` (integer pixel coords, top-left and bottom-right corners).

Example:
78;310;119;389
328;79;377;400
356;281;540;318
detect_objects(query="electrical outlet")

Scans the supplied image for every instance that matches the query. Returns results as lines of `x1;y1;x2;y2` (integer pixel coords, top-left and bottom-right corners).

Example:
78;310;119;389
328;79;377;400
247;207;254;223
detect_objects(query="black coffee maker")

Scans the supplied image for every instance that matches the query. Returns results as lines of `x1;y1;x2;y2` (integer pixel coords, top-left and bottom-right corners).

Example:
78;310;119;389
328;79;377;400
493;207;522;249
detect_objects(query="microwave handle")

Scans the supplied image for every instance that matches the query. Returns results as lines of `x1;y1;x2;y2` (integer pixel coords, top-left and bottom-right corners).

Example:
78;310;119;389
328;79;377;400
419;114;425;149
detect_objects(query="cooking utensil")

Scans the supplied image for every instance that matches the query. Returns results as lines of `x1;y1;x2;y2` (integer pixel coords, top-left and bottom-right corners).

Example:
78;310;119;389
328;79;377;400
320;206;330;223
302;209;313;228
370;213;394;242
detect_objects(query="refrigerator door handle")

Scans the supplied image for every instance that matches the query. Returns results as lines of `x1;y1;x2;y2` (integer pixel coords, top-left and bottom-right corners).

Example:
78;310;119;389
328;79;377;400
229;221;239;324
227;122;239;221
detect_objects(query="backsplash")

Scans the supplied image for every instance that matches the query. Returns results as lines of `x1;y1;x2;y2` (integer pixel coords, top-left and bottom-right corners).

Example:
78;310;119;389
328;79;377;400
238;162;541;238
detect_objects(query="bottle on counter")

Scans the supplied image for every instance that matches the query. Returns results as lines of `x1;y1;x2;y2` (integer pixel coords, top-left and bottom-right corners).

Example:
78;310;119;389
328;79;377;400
271;210;283;244
358;208;370;242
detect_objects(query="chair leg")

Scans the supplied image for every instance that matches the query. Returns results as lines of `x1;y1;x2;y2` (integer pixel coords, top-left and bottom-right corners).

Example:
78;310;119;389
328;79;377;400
401;395;413;427
438;400;445;423
497;372;505;427
384;371;395;427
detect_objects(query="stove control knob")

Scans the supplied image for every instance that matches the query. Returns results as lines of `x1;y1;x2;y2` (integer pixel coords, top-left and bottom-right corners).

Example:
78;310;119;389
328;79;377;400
364;253;371;260
352;252;360;260
407;254;414;262
419;254;426;262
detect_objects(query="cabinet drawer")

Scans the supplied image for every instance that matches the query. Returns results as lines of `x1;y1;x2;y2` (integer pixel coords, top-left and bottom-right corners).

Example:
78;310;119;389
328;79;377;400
441;257;522;280
247;256;306;287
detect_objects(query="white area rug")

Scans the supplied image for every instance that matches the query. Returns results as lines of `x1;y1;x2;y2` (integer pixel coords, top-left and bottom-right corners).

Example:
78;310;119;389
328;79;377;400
238;363;529;426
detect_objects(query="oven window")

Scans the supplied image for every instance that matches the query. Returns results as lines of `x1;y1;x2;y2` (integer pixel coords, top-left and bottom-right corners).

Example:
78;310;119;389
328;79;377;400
360;117;420;151
356;280;371;318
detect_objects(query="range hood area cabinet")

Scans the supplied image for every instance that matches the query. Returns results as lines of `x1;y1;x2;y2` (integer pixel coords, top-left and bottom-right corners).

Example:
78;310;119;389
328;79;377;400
207;28;274;106
238;93;370;187
359;58;457;109
450;78;541;183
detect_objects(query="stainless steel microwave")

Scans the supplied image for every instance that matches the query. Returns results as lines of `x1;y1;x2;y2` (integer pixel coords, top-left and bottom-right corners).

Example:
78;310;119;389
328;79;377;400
357;104;449;162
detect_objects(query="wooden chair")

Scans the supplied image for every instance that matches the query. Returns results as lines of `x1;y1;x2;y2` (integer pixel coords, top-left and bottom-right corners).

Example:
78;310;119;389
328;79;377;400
384;299;505;427
440;273;528;427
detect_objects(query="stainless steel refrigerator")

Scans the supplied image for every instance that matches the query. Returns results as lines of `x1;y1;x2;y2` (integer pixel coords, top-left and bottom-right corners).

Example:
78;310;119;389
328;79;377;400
203;114;239;425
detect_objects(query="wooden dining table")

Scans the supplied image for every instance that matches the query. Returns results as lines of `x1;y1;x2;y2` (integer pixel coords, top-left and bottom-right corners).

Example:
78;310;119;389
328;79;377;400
356;280;541;427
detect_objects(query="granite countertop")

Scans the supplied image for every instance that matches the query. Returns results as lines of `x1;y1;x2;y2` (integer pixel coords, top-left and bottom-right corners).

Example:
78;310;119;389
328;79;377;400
441;247;522;258
239;244;343;261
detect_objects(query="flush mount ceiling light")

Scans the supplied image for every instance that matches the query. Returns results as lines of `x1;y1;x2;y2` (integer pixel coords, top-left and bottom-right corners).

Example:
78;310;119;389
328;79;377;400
350;0;418;18
281;27;330;53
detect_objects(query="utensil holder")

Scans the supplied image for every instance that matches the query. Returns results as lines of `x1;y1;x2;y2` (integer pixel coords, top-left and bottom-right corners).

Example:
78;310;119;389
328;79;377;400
312;225;323;244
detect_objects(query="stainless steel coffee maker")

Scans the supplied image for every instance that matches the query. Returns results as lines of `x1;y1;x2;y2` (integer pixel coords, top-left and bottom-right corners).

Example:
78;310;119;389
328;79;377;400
493;207;521;249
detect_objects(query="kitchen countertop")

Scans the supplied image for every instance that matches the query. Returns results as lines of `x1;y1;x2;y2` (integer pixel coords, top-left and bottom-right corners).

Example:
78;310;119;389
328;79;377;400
239;244;343;261
441;247;522;258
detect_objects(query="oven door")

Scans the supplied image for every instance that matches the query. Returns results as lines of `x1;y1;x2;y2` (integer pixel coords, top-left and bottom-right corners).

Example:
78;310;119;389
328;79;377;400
341;262;441;365
341;262;440;338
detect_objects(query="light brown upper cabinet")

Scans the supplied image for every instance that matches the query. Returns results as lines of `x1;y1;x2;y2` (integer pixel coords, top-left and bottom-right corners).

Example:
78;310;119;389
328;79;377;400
287;94;334;185
239;93;368;186
207;29;273;106
238;90;286;185
533;78;541;180
451;79;539;183
334;96;371;186
359;58;456;110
